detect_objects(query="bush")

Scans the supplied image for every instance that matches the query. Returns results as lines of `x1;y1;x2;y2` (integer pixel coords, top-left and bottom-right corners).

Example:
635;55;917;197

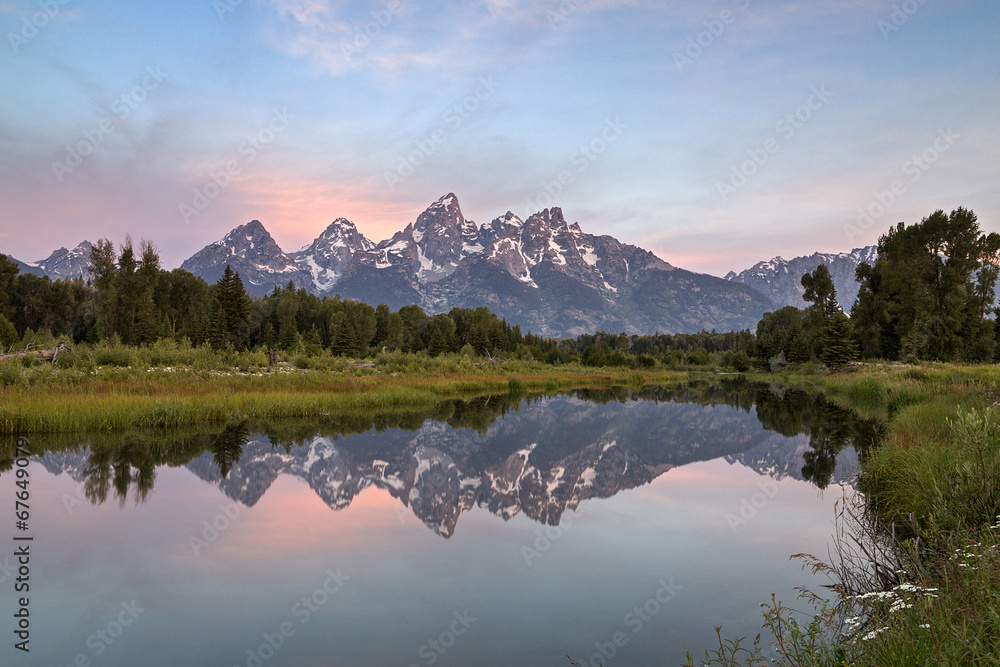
0;358;25;387
93;336;138;367
0;313;17;351
768;351;788;373
686;348;710;366
731;351;751;373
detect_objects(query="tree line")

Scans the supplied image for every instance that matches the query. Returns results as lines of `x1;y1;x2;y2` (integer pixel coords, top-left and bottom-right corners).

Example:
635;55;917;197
1;207;995;367
755;207;999;366
0;237;531;358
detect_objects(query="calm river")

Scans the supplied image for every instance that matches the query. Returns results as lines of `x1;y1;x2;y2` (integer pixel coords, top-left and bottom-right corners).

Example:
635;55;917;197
0;381;875;666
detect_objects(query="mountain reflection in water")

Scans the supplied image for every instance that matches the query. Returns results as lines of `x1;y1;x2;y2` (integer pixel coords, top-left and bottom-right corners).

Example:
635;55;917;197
11;380;879;538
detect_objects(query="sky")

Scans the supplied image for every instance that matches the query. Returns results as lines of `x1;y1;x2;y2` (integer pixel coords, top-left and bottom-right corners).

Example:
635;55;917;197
0;0;997;277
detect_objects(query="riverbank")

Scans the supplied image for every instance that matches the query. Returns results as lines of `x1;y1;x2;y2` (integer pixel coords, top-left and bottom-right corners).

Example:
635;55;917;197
8;345;1000;663
686;362;1000;666
0;348;685;433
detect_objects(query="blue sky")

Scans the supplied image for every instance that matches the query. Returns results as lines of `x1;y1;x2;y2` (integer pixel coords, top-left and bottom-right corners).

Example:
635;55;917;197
1;0;997;276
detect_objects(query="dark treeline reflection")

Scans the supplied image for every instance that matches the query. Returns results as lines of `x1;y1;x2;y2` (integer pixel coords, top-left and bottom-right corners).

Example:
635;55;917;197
0;380;880;512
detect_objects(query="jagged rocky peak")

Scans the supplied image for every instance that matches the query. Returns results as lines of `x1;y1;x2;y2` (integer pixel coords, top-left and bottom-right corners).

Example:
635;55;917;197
726;245;879;310
214;220;287;267
181;219;311;296
413;193;467;241
479;211;522;250
315;218;370;246
291;218;373;294
13;240;93;280
519;207;585;268
410;193;481;283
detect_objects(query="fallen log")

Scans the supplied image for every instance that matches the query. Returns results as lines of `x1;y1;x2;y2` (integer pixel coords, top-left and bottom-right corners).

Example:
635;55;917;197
0;342;71;363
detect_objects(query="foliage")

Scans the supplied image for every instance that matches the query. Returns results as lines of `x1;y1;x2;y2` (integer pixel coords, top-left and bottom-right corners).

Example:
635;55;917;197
852;207;1000;362
210;265;252;350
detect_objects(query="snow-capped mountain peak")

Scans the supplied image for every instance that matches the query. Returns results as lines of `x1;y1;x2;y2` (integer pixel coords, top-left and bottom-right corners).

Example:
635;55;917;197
726;246;878;309
181;220;311;293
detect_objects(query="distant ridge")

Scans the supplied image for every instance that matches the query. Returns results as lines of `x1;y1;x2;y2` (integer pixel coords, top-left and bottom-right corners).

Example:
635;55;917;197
5;241;93;281
724;246;878;310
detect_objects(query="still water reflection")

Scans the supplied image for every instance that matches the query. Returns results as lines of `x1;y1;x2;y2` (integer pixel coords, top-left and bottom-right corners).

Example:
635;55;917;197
0;381;876;666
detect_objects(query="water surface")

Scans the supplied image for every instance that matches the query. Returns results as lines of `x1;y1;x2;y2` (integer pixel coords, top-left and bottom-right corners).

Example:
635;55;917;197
0;382;875;666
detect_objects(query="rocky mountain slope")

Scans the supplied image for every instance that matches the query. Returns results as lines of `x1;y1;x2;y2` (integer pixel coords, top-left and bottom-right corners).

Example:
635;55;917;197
724;247;878;311
179;220;311;293
7;241;93;280
182;194;775;335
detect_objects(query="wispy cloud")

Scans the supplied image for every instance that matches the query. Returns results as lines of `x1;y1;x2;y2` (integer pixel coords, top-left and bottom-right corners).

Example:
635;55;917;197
260;0;641;77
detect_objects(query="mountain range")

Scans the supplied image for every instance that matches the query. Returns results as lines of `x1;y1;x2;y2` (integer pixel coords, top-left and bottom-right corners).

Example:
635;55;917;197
723;246;879;311
2;194;881;336
8;240;93;281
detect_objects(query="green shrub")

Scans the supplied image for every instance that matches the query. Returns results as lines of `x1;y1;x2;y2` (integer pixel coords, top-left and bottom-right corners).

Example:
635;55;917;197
731;351;751;373
93;336;138;367
0;313;17;351
0;358;25;387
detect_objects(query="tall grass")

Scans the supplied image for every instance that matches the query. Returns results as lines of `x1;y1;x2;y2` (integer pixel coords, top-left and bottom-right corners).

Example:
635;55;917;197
0;353;687;433
673;362;1000;666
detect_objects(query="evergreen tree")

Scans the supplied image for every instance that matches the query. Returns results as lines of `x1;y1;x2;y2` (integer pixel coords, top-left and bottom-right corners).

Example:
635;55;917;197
210;265;251;350
0;254;18;321
262;321;277;349
0;312;17;351
820;312;858;367
115;236;139;344
330;314;359;357
89;239;118;340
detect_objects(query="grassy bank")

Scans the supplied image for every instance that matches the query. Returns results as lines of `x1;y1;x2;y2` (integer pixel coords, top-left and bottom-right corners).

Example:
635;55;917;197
0;341;684;433
686;362;1000;666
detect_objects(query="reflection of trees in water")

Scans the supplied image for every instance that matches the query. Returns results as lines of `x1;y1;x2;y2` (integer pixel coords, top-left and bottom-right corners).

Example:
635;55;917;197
13;381;880;504
745;381;881;489
84;434;162;507
576;378;881;489
211;422;249;479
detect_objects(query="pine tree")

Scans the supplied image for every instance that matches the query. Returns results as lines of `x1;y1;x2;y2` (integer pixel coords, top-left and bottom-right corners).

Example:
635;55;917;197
820;312;858;367
330;315;359;357
262;321;277;349
210;265;252;350
226;270;251;350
